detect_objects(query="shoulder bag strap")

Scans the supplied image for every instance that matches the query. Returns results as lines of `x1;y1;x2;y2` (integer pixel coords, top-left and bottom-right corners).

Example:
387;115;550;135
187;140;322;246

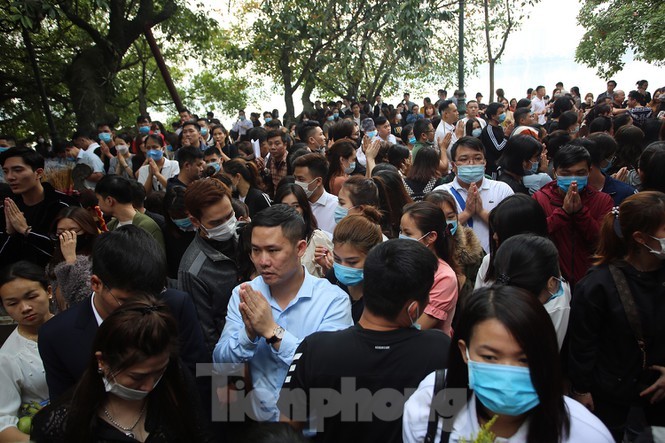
608;264;647;369
424;369;451;443
449;187;472;228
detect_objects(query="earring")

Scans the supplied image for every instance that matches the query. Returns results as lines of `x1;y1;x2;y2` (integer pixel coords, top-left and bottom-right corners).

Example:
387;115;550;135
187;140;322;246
97;367;103;374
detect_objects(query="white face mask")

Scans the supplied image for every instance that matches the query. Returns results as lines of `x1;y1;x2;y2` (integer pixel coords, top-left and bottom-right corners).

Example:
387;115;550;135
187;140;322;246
295;178;318;198
117;145;129;154
103;374;162;401
645;235;665;259
202;214;237;241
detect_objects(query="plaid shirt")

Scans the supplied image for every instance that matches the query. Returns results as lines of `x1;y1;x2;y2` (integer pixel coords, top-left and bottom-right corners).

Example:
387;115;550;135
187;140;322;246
269;155;288;192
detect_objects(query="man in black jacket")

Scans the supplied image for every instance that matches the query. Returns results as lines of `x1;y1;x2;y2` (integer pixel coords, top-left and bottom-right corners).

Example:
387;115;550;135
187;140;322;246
0;147;78;269
38;225;208;401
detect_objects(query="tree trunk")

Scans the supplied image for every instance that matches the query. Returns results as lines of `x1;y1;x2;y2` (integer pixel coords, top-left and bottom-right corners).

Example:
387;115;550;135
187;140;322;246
489;61;495;104
66;46;118;129
300;77;315;121
279;49;296;124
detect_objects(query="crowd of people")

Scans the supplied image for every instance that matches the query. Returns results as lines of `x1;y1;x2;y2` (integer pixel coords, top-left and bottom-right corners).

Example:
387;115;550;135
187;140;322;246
0;78;664;442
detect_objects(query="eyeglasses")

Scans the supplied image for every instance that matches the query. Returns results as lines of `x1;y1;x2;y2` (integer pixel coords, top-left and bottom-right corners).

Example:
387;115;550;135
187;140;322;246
103;284;123;306
454;156;486;165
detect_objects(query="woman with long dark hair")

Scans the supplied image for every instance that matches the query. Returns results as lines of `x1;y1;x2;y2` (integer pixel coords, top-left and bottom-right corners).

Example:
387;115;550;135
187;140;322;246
404;286;613;442
275;183;332;278
371;169;413;238
47;206;99;310
569;192;665;440
400;201;459;335
325;140;357;196
403;146;447;201
496;135;543;194
32;298;213;442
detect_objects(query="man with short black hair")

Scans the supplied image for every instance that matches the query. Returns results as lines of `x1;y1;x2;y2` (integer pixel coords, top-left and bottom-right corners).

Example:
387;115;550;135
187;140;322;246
411;120;449;173
38;225;207;401
264;130;289;197
434;89;448;109
479;102;512;176
279;239;450;440
434;99;464;155
129;178;166;231
0;147;77;268
96;175;165;250
181;120;204;150
293;153;338;233
94;122;117;172
434;137;514;252
625;90;653;128
232;110;254;141
582;134;636;206
461;100;487;134
531;85;548;124
214;205;352;421
597;80;617;102
298;121;326;153
197;117;212;146
513;107;535;128
533;145;613;286
65;137;105;190
166;146;205;191
403;92;416;111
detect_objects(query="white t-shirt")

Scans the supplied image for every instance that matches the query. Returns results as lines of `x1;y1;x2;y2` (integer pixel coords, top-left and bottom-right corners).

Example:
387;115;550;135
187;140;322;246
311;190;338;235
434;120;458;156
434;178;514;253
403;374;614;443
531;96;547;124
76;149;105;190
474;254;571;349
137;158;180;192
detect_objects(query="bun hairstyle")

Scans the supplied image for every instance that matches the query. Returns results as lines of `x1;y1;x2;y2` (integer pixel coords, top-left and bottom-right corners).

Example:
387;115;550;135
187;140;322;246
333;206;383;255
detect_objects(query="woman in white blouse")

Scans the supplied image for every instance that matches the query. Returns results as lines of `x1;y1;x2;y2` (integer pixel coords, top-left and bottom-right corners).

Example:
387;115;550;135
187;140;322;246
0;261;53;442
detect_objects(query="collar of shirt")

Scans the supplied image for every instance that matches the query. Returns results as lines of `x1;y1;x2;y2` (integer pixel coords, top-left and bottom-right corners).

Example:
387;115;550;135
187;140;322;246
90;292;103;326
312;189;334;207
253;266;315;312
452;176;489;191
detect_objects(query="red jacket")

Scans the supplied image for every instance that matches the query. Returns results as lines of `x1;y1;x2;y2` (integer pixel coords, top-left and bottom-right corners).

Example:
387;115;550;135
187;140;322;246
533;181;613;287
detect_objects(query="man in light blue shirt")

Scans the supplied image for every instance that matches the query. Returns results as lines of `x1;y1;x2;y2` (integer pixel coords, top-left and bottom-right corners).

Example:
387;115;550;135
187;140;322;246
214;205;352;421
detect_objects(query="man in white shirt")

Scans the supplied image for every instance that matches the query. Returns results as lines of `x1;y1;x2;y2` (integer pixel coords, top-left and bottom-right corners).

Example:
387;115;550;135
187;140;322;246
434;137;514;252
65;142;105;190
461;100;487;134
434;100;464;156
293;153;338;234
373;116;397;144
231;109;254;140
531;85;548;124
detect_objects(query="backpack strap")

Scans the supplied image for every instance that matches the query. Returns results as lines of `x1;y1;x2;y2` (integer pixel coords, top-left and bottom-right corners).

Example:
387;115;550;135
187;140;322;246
449;187;473;228
424;369;451;443
608;263;647;369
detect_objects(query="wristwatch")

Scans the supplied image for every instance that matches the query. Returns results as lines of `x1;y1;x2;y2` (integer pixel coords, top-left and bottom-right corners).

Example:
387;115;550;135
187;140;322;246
266;325;285;344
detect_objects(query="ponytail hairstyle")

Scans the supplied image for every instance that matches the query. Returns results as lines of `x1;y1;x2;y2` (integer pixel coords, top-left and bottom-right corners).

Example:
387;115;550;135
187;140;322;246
223;158;262;189
325;140;356;191
341;175;394;239
595;191;665;265
332;206;383;255
402;201;459;274
494;234;560;296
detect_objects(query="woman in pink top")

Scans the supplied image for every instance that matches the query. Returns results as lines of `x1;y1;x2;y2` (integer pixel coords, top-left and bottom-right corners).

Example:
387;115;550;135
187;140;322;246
400;201;459;335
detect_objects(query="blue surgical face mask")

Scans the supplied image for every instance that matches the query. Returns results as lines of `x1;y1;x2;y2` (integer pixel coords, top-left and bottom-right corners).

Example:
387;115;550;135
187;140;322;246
556;175;587;193
447;219;458;236
334;205;348;223
99;132;112;143
466;348;540;416
456;164;485;184
471;128;482;138
139;126;150;135
240;115;246;121
366;130;377;138
333;113;339;118
147;149;164;162
172;217;194;231
264;117;272;123
600;157;614;174
344;161;356;174
408;136;417;145
399;232;431;242
333;262;364;286
0;147;10;153
207;162;221;173
524;160;539;175
498;113;507;123
408;301;421;330
327;116;335;121
546;277;565;303
200;127;208;136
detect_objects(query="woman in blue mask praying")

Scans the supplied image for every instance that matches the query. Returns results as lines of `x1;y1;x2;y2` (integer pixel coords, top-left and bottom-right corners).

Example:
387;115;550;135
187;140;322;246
403;286;613;443
32;298;213;442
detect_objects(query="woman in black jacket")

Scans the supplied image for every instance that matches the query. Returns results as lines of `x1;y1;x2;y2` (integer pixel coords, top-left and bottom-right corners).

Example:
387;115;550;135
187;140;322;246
568;191;665;441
